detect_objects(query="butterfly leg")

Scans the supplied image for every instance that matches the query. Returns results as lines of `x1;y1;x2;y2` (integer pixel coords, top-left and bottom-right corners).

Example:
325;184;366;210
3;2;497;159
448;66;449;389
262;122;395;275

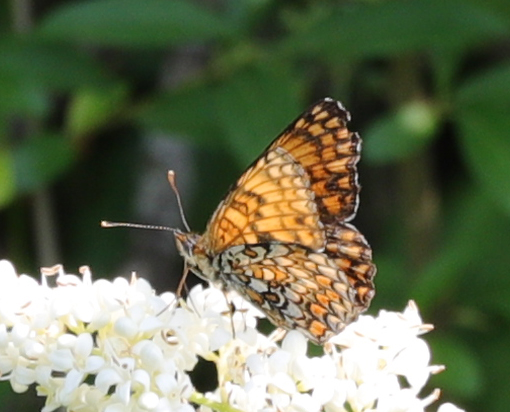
221;290;238;340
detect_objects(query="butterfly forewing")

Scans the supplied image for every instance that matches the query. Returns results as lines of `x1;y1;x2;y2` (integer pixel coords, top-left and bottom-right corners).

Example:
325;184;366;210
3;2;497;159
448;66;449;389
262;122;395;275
205;147;325;254
269;99;361;224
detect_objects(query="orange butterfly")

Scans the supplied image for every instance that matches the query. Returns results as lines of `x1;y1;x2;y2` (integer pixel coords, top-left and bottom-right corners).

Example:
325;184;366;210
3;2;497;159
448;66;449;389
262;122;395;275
173;98;376;345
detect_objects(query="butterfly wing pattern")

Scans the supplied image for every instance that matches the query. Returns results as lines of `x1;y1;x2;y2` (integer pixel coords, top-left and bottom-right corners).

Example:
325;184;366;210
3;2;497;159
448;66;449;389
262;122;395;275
174;97;376;345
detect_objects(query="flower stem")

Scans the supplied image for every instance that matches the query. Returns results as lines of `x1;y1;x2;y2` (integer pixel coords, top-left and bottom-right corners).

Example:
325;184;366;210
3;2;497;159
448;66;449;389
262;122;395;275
190;392;244;412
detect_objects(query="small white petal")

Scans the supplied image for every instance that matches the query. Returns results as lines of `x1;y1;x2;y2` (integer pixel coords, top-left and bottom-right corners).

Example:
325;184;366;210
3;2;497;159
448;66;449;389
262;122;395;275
95;368;122;394
270;372;296;394
85;356;105;373
158;359;177;376
237;327;259;346
83;386;104;407
0;260;17;280
132;369;151;392
50;295;72;317
11;381;29;393
403;301;423;325
114;316;138;339
115;380;131;405
104;403;128;412
172;404;195;412
282;330;307;356
378;388;424;412
58;334;77;348
23;339;45;358
134;278;153;296
59;369;84;402
209;327;231;350
49;349;74;371
139;391;160;409
74;333;93;359
72;301;95;323
139;316;164;333
437;403;465;412
312;379;334;404
155;373;177;394
118;357;136;371
292;356;314;390
111;277;130;293
12;365;36;386
11;323;30;345
268;350;291;375
290;392;321;412
127;304;145;325
325;380;349;411
139;341;164;371
89;311;111;330
246;354;265;375
392;338;431;390
354;382;377;410
0;357;14;375
35;365;52;387
270;392;291;410
93;279;121;311
0;324;8;348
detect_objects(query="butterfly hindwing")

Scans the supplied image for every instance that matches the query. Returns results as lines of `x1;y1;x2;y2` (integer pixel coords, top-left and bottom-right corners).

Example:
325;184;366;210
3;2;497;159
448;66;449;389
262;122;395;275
324;223;376;307
217;241;368;344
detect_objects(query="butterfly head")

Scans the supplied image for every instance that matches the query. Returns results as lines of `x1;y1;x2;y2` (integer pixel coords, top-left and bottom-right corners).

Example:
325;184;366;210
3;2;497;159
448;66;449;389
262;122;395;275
173;230;216;281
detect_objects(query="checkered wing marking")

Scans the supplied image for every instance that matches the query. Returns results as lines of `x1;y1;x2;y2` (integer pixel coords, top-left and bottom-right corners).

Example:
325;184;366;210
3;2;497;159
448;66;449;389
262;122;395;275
324;223;376;307
220;242;365;344
269;98;361;224
204;147;326;255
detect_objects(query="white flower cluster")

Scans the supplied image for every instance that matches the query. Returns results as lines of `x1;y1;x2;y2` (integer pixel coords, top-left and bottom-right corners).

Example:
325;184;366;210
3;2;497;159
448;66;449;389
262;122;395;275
0;259;465;412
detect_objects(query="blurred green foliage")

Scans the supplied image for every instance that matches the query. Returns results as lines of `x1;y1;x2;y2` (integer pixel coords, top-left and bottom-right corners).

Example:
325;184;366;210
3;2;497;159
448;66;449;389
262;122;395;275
1;0;510;411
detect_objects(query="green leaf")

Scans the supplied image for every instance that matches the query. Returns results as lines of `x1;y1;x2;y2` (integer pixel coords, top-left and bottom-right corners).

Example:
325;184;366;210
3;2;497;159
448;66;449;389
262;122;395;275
482;331;510;411
66;84;129;138
140;66;304;164
410;188;504;313
0;38;112;91
280;0;508;60
364;101;439;164
39;0;233;48
0;77;49;117
455;63;510;214
467;0;510;21
137;84;221;143
214;66;303;166
0;37;113;117
428;334;482;399
13;134;76;192
367;253;408;310
0;148;16;208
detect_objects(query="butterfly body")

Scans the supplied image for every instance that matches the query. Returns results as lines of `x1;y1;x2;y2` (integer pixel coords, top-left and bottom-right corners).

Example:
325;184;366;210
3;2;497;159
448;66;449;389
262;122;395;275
174;98;375;345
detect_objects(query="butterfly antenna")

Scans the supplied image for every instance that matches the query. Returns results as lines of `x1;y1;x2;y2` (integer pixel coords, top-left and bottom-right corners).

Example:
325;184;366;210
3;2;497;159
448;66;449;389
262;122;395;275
167;170;191;232
101;221;175;232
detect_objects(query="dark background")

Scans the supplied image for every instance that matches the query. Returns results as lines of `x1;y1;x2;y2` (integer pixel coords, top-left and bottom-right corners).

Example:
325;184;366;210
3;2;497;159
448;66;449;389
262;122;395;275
1;0;510;411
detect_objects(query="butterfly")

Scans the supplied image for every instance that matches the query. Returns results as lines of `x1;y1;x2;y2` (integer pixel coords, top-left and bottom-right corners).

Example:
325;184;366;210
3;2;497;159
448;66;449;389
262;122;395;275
173;98;376;345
